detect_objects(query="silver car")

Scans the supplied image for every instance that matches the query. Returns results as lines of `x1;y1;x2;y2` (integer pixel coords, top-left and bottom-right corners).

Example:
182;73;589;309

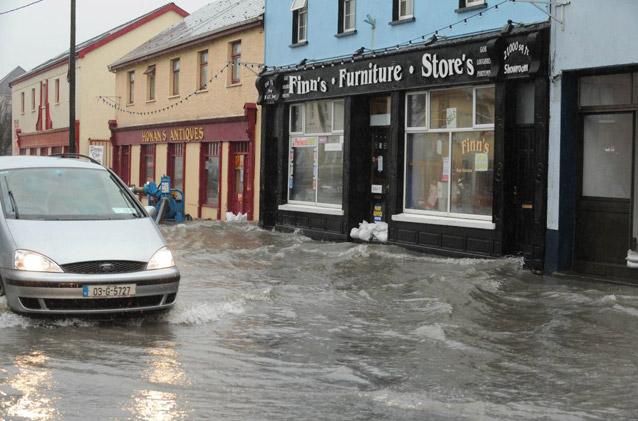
0;155;180;315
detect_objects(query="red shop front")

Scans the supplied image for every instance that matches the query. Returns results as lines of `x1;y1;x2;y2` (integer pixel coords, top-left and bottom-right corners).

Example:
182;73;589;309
109;104;257;220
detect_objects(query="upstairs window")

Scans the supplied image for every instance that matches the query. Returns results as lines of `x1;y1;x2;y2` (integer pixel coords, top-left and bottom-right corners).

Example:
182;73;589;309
171;58;180;96
20;92;24;114
145;65;156;101
338;0;355;34
392;0;413;21
459;0;486;9
55;79;60;104
127;71;135;104
31;88;35;111
291;0;308;44
198;50;208;90
229;42;241;84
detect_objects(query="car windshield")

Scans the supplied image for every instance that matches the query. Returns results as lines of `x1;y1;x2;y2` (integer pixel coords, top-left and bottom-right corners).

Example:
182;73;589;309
0;167;143;220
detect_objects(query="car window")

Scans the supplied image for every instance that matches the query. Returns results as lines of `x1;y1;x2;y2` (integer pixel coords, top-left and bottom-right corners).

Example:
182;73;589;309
0;167;143;220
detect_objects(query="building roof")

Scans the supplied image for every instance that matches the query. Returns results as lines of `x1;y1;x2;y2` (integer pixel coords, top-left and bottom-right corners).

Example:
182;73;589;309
109;0;264;70
9;3;188;87
0;67;26;96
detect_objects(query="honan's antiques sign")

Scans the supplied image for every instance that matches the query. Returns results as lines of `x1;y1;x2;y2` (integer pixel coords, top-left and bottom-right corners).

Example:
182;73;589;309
258;31;544;104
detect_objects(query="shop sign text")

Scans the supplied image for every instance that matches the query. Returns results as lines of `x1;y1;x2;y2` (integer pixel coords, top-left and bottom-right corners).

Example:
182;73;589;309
142;127;205;143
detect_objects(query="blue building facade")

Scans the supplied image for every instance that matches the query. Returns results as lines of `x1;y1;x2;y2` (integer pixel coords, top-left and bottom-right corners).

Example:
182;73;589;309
258;0;552;271
264;0;549;68
545;0;638;281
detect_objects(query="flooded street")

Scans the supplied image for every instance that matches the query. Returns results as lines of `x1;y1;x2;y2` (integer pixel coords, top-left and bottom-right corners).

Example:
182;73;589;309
1;221;638;420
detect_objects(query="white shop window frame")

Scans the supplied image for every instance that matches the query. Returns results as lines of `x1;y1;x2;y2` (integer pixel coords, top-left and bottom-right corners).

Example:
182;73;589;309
283;100;345;214
399;85;496;226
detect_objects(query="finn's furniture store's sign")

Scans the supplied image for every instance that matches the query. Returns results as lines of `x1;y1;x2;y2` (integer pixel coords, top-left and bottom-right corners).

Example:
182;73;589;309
258;31;544;104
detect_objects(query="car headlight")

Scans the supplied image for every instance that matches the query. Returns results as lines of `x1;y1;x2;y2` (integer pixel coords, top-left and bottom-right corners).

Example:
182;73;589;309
147;247;175;270
14;250;63;273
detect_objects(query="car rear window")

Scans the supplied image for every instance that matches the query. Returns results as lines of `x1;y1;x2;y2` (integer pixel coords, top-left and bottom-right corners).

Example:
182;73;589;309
0;167;143;220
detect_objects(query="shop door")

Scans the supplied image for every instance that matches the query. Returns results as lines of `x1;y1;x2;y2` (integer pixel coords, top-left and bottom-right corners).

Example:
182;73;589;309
228;142;249;215
368;96;391;223
506;82;540;263
574;113;634;271
370;127;390;222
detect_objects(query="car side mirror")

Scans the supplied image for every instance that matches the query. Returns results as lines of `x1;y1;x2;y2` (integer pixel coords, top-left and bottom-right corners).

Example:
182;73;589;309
145;206;157;218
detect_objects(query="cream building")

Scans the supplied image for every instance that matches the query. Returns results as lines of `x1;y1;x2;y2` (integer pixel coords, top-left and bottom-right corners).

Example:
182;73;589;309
10;3;188;160
108;0;264;221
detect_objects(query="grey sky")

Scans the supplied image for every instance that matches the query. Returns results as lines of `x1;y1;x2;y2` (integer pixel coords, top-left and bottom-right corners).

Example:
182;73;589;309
0;0;214;77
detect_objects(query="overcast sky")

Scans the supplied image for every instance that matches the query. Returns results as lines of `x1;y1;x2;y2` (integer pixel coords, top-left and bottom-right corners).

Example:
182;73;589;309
0;0;214;77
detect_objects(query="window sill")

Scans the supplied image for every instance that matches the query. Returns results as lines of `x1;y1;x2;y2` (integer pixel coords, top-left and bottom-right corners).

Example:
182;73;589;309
126;102;135;107
392;213;495;230
289;40;308;48
278;204;344;216
195;89;208;94
455;3;488;13
389;17;415;26
201;204;218;209
227;82;242;88
335;29;357;38
168;94;180;100
146;99;156;104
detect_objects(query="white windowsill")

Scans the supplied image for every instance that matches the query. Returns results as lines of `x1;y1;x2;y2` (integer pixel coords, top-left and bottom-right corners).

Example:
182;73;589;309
392;213;495;230
278;204;344;216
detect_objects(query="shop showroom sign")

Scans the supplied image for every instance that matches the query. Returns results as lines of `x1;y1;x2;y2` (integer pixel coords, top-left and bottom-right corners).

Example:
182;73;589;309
141;126;205;143
258;32;543;104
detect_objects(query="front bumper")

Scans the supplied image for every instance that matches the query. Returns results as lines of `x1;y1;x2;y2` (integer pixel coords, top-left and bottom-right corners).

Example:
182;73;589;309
1;267;180;315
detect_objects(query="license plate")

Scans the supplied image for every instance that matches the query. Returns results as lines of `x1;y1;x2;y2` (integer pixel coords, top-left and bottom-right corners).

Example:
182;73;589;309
82;284;136;298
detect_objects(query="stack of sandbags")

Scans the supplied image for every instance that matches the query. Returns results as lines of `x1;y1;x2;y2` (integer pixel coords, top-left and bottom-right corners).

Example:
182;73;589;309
226;212;248;223
350;221;388;242
627;250;638;269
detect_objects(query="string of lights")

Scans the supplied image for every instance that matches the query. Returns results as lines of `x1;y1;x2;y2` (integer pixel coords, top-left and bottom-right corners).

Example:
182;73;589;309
97;61;266;116
265;0;519;72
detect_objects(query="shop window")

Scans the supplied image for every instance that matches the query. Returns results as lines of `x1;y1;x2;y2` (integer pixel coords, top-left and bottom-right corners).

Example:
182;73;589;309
229;42;241;84
39;147;48;156
582;113;633;199
201;142;220;207
475;87;495;125
515;82;535;125
392;0;413;22
55;78;60;104
114;145;131;185
305;101;332;133
291;0;308;45
170;58;180;96
370;96;391;126
168;143;185;192
31;88;35;111
20;92;24;114
19;148;26;155
338;0;355;34
580;73;632;107
51;146;62;155
127;71;135;104
140;144;156;185
288;100;344;207
404;87;495;220
430;88;474;129
198;51;208;90
145;65;156;101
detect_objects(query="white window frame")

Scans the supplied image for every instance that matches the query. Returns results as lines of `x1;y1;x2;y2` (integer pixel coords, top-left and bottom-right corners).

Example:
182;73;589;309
401;86;496;224
465;0;486;7
343;0;356;32
285;100;344;211
398;0;414;20
296;6;308;43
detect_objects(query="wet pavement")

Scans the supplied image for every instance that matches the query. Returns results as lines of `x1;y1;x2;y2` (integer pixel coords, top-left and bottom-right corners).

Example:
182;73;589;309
1;221;638;420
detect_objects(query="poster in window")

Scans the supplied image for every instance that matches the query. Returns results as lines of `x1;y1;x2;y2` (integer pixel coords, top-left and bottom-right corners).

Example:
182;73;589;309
475;153;489;172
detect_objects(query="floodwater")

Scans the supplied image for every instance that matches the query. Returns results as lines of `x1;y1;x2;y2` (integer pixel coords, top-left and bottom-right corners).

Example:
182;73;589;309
1;221;638;420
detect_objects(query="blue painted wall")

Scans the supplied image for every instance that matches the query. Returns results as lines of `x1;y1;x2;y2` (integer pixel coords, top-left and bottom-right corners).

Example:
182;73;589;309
546;0;638;272
264;0;549;67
